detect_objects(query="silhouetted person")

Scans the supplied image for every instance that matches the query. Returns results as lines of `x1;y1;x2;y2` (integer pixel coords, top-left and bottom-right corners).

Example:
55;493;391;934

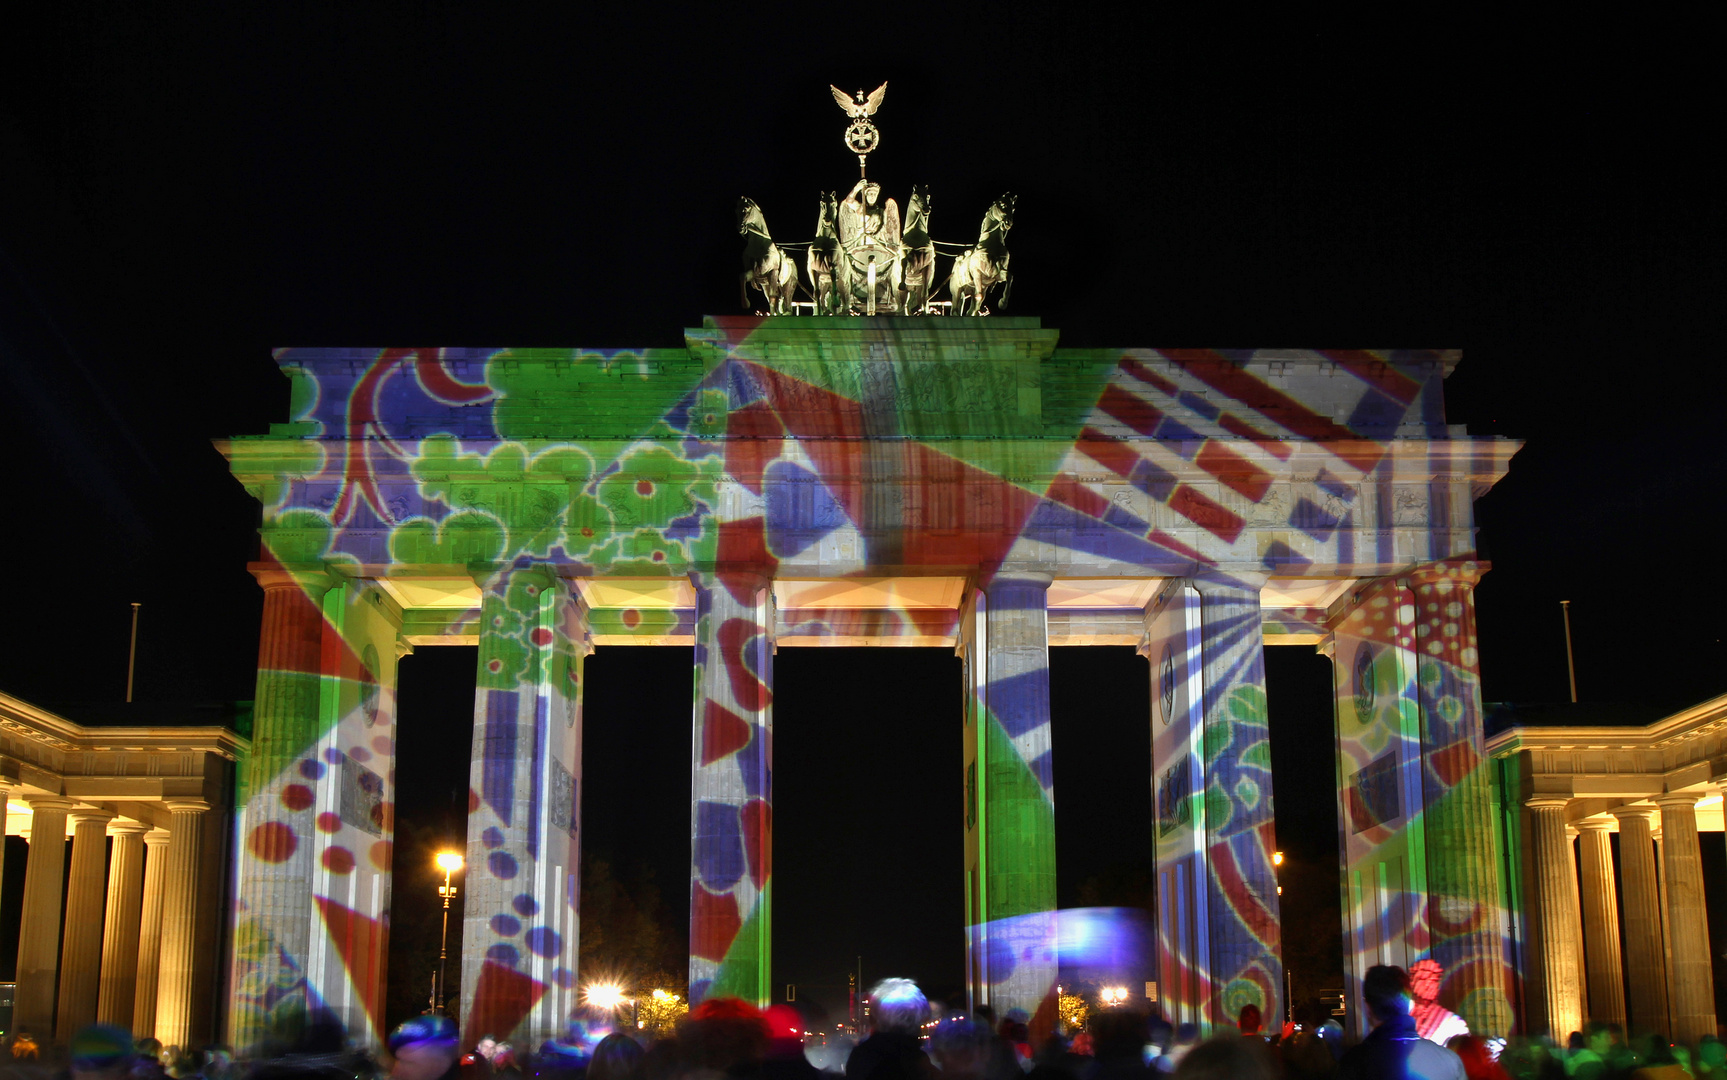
1339;965;1465;1080
1172;1036;1278;1080
762;1006;819;1080
683;997;771;1079
845;979;935;1080
588;1033;645;1080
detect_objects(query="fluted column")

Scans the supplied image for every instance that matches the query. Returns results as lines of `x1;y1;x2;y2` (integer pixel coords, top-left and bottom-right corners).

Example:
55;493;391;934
0;784;10;924
686;568;774;1011
1655;792;1717;1045
1576;818;1626;1028
1527;797;1584;1038
155;799;209;1049
14;796;73;1038
1610;806;1668;1037
1191;575;1284;1030
230;564;332;1053
1566;824;1589;1019
1407;561;1513;1036
57;808;117;1040
97;819;151;1027
133;828;171;1037
968;573;1058;1035
460;567;589;1048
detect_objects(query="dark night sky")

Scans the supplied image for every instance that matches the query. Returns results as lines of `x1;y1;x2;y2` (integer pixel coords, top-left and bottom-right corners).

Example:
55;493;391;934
3;7;1724;1023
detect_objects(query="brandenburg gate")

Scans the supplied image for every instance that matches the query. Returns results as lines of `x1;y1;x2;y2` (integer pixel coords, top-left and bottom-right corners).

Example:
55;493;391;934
219;319;1521;1049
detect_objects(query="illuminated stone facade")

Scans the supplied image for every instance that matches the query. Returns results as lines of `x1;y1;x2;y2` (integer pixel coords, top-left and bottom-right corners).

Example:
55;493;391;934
0;692;245;1047
1490;693;1727;1043
217;318;1524;1048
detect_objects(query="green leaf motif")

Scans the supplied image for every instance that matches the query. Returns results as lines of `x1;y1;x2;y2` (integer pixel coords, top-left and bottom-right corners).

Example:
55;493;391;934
1237;738;1273;772
477;633;533;690
389;511;506;565
261;509;334;563
1205;777;1234;833
1225;685;1268;728
1234;775;1261;810
1203;719;1233;760
599;446;707;530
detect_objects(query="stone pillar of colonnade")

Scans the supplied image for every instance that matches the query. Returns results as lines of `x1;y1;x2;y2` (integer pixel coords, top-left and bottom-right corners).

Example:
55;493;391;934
97;820;152;1028
688;570;773;1008
1189;576;1283;1030
134;828;171;1038
57;807;117;1041
1321;578;1431;1039
1655;792;1718;1045
1526;798;1584;1038
230;564;335;1052
157;798;210;1050
1405;561;1514;1037
1609;806;1669;1038
1574;818;1626;1029
460;566;589;1047
14;796;73;1039
0;784;9;914
957;574;1057;1035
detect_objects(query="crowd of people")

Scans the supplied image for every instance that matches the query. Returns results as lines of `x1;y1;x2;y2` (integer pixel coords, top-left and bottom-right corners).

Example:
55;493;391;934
4;965;1724;1080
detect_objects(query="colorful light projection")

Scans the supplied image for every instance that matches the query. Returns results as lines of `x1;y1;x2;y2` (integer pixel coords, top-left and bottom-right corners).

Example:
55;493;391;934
223;321;1517;1051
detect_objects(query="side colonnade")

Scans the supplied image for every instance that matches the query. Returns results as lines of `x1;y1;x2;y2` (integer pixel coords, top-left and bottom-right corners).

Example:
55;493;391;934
0;694;240;1049
1489;692;1727;1045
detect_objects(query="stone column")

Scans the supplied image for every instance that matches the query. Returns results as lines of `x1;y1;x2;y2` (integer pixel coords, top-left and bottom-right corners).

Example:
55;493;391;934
0;783;10;921
688;569;774;1009
230;564;332;1053
1527;798;1584;1038
57;807;117;1040
14;796;73;1038
1655;792;1717;1045
460;567;588;1048
1575;818;1625;1028
1405;561;1513;1036
1566;825;1590;1020
1610;806;1668;1037
1191;576;1284;1029
156;799;209;1050
963;573;1058;1035
97;820;151;1028
133;828;171;1037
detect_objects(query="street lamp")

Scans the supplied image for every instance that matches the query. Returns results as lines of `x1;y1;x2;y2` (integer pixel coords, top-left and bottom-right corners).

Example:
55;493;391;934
435;851;464;1015
1101;986;1129;1006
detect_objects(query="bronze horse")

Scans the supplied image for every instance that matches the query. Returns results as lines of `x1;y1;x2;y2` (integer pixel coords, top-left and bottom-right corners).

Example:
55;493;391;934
946;193;1014;316
898;184;936;315
738;196;797;315
806;192;842;315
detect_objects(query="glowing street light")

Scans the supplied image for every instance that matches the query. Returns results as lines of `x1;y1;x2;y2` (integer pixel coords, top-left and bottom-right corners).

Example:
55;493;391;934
434;851;464;1015
1101;986;1129;1006
1273;850;1284;867
585;982;627;1012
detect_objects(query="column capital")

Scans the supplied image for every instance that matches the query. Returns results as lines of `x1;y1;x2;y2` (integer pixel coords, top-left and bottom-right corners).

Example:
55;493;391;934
1611;804;1662;828
1575;816;1616;834
24;794;78;813
1190;570;1267;594
1403;558;1488;592
1524;795;1572;812
143;828;171;847
161;798;211;815
1653;790;1710;811
984;571;1053;591
249;562;338;596
68;807;116;828
107;818;153;838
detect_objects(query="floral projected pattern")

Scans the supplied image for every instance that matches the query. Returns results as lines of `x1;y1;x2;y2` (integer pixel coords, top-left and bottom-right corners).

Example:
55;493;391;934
223;319;1517;1048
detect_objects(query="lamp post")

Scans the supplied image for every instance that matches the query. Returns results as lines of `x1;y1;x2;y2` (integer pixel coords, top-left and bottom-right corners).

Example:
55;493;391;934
435;851;465;1015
